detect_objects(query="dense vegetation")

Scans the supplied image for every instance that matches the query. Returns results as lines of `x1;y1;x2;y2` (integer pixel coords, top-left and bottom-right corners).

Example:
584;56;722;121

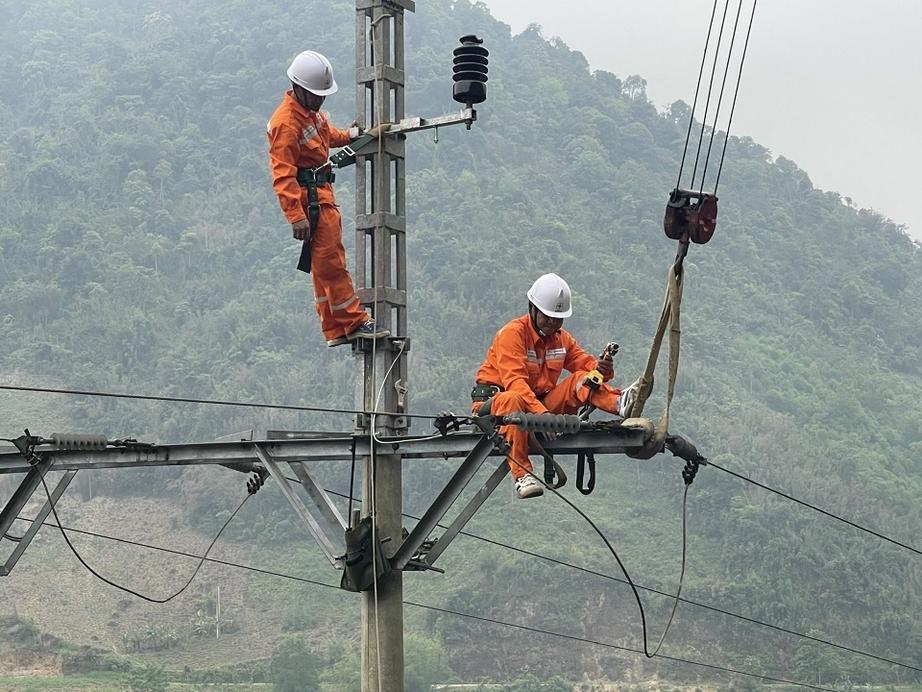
2;0;922;689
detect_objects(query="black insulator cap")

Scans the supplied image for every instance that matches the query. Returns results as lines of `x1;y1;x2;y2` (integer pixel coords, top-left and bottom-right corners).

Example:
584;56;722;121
453;34;489;105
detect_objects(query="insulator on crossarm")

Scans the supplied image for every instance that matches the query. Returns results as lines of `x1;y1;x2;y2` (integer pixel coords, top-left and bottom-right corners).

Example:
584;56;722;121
50;433;108;451
452;34;488;106
506;412;582;434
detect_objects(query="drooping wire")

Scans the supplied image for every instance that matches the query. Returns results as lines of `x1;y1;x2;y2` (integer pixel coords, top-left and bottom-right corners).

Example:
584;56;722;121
18;507;922;678
36;469;251;603
506;454;690;658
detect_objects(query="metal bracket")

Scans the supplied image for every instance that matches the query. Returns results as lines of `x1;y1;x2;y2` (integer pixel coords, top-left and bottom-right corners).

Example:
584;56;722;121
253;444;346;569
385;109;476;135
1;456;76;576
391;433;502;571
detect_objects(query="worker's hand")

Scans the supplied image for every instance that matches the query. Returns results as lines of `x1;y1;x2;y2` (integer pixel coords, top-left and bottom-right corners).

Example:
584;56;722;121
292;219;311;242
366;122;393;138
596;356;614;378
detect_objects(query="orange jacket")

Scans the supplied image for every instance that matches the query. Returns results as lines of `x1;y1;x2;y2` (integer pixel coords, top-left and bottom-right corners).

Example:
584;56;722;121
474;314;604;414
267;91;352;224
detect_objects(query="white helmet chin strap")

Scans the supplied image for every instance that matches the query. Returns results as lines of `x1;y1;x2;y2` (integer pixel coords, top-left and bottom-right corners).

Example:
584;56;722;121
529;303;556;338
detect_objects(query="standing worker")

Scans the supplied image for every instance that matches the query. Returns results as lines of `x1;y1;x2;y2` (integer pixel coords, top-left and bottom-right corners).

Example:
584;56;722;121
267;49;390;346
471;273;631;499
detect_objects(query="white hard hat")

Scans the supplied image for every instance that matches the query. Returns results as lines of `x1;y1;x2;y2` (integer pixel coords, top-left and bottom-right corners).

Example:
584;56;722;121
287;50;338;96
527;273;572;318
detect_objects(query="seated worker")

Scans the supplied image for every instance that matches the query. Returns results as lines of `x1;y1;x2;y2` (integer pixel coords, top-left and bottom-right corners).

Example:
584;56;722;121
471;273;626;499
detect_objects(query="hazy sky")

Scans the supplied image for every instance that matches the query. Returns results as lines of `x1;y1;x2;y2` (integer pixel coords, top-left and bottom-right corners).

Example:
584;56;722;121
481;0;922;242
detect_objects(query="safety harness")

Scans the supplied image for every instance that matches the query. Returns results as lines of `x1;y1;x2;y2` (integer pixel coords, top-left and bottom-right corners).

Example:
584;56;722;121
294;166;336;274
293;131;378;274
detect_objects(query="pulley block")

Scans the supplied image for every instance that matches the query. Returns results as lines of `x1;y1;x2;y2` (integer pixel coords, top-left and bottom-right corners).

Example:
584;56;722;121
663;188;718;244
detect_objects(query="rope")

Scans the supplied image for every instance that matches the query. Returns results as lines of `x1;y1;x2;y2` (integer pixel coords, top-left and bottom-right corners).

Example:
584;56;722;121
622;260;685;458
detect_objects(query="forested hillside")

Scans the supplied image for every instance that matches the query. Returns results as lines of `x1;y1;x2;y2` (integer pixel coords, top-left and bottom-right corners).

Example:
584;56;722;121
2;0;922;688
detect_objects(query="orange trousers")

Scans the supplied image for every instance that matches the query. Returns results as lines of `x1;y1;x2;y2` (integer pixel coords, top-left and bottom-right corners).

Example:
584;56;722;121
471;371;621;479
310;203;368;341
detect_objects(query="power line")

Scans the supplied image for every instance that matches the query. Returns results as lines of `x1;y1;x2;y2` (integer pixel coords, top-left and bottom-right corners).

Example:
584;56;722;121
708;460;922;557
0;383;439;421
6;515;842;692
317;485;922;675
11;381;915;562
16;501;922;677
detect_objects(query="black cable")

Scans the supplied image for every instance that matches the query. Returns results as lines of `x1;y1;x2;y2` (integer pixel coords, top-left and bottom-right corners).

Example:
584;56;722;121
676;0;720;190
280;477;922;674
17;516;337;589
37;469;251;603
504;454;686;659
16;512;917;682
713;0;758;194
708;459;922;557
0;383;441;421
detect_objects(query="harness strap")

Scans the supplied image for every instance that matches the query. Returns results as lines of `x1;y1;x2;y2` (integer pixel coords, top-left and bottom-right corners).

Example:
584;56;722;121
295;169;333;274
296;168;336;185
329;133;377;168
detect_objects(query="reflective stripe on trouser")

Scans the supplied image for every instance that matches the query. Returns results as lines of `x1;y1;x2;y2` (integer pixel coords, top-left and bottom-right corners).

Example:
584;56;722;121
470;371;621;480
309;204;368;340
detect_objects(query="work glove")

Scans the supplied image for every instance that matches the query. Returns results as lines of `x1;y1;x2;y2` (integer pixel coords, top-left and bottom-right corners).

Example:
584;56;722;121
365;122;393;138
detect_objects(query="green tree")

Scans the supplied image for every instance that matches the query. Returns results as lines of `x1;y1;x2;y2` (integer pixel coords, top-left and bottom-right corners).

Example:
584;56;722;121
270;635;321;692
405;632;459;692
126;662;167;692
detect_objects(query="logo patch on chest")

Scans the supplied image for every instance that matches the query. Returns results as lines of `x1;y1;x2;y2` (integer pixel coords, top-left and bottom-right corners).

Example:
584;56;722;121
300;125;318;144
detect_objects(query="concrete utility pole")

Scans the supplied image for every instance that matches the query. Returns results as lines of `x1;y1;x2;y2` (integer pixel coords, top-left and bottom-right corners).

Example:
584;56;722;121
354;1;413;689
352;0;498;686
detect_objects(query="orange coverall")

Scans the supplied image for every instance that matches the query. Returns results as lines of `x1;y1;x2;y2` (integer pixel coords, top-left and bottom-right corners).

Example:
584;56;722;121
267;91;368;341
472;314;622;479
